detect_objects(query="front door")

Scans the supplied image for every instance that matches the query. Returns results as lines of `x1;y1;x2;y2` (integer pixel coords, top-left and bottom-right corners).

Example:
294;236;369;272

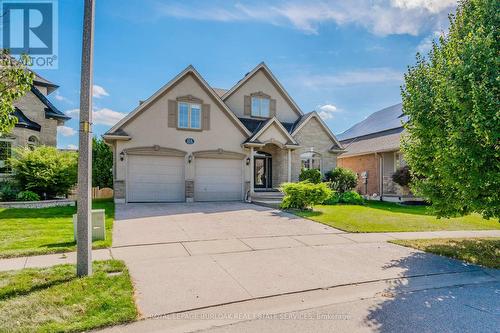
254;156;272;189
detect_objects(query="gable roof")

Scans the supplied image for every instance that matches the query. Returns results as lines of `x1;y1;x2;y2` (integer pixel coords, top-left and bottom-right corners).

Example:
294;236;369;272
106;65;251;137
339;128;404;158
211;87;227;97
291;111;344;152
337;103;406;141
246;117;298;145
222;62;303;117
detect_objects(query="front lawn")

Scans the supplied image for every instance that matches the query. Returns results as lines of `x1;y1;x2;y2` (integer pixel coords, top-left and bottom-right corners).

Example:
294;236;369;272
295;201;500;233
0;199;114;258
0;260;137;332
391;238;500;269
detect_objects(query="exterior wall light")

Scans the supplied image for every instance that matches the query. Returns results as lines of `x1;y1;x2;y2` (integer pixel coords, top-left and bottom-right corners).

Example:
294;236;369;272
246;157;251;165
119;151;125;161
188;154;193;163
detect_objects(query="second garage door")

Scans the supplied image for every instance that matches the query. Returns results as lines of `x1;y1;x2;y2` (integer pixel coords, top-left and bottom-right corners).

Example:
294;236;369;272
195;158;243;201
127;155;184;202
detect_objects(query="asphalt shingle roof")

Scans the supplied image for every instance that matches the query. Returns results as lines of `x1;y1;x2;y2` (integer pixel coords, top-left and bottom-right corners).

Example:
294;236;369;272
339;128;404;157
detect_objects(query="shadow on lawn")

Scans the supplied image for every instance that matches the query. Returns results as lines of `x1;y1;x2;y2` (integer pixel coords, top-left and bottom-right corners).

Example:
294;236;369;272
362;247;498;332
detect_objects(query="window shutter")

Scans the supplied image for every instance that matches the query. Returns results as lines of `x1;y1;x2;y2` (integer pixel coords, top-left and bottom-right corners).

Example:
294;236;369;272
168;100;177;128
244;95;251;116
202;104;210;130
270;99;276;117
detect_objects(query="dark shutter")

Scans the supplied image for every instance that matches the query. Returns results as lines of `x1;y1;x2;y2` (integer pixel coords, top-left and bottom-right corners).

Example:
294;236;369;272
168;100;177;128
270;99;276;117
202;104;210;130
244;95;251;116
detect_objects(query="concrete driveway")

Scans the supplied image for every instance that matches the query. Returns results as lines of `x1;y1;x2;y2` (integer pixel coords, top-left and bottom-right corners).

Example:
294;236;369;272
110;202;497;329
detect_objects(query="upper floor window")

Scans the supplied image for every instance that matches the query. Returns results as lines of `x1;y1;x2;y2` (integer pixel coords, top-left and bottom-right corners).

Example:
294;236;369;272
251;96;270;118
178;102;201;129
0;140;12;174
300;151;321;171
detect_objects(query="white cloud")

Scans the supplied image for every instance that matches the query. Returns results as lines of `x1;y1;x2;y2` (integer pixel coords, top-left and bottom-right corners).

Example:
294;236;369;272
316;104;340;120
54;92;72;104
57;125;76;137
301;68;403;88
92;85;109;98
417;30;443;54
65;107;126;126
154;0;457;36
66;144;78;150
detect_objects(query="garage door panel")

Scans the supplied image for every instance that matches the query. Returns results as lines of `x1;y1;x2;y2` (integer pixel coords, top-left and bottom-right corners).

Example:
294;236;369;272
128;155;185;202
195;158;243;201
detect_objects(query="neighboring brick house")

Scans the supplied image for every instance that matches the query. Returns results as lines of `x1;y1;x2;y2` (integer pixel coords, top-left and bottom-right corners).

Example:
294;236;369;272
337;103;409;201
104;62;344;203
0;72;70;175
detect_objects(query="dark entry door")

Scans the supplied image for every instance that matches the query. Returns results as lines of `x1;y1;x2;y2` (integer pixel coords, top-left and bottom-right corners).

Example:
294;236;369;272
254;157;272;189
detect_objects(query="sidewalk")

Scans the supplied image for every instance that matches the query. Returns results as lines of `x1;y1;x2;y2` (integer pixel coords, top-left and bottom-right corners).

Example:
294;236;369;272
0;229;498;272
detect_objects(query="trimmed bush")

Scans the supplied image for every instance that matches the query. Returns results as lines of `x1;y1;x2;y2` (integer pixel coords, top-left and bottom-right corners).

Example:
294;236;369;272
17;190;40;201
0;182;19;201
323;191;340;205
299;168;322;184
10;146;78;199
325;167;358;194
280;181;332;210
340;191;364;205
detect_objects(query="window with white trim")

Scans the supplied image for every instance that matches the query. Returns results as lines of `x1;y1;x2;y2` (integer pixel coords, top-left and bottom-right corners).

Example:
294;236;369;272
251;96;270;117
0;140;12;174
300;151;321;170
178;102;201;129
394;152;405;171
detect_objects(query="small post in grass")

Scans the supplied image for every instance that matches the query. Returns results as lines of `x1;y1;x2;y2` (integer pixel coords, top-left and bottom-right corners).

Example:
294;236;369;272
77;0;96;277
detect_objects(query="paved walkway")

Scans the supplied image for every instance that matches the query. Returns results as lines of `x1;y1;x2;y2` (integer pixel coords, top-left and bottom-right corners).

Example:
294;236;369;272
1;229;498;272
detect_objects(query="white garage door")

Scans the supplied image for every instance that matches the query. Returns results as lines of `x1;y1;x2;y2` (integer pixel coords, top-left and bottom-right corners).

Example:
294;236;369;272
195;158;243;201
127;155;184;202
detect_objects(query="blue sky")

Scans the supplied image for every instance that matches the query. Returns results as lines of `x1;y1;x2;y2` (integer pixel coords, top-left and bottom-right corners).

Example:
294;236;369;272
36;0;456;149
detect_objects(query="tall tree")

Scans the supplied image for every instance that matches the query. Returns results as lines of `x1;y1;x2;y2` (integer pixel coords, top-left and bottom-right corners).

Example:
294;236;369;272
401;0;499;219
92;137;113;188
0;50;34;134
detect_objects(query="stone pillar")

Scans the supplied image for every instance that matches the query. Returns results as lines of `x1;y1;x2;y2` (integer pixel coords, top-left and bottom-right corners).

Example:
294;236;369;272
249;147;254;195
287;149;292;183
185;180;194;202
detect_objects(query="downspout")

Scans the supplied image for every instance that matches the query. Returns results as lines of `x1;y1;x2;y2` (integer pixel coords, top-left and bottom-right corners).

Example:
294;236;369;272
378;153;384;201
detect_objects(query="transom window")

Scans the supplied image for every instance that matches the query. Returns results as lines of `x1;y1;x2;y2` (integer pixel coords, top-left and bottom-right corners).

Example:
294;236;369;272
178;102;201;129
251;96;270;118
300;151;321;171
0;140;12;174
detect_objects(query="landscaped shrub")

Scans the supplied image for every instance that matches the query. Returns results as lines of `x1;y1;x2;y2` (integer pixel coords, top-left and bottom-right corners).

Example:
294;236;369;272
16;190;40;201
10;146;78;199
299;168;322;184
325;167;358;194
323;191;340;205
0;181;19;201
280;181;332;210
340;191;364;205
392;165;412;187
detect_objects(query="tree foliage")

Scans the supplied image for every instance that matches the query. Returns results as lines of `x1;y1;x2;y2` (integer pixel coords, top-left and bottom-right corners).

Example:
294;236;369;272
392;165;412;187
325;167;358;194
401;0;499;219
92;137;113;188
0;50;34;134
10;146;78;199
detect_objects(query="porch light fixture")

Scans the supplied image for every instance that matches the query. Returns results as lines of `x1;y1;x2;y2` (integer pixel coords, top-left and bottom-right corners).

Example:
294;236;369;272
119;151;125;161
188;154;193;163
246;157;251;165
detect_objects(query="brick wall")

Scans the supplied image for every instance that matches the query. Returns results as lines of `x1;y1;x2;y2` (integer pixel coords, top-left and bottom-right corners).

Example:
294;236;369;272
338;153;380;196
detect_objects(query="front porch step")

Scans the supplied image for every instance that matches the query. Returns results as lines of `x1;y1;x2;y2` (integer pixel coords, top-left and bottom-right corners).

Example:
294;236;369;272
251;190;284;209
251;199;282;209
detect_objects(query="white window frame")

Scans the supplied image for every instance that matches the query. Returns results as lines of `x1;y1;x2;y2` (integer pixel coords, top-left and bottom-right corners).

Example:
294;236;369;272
251;96;270;118
27;135;39;150
178;102;202;129
394;152;404;171
300;151;321;171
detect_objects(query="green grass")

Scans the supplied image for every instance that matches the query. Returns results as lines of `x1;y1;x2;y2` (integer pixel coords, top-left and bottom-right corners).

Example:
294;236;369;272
391;238;500;269
0;199;114;258
295;201;500;233
0;260;137;332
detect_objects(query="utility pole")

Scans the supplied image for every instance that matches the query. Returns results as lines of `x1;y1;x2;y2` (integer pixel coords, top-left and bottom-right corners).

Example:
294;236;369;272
77;0;95;277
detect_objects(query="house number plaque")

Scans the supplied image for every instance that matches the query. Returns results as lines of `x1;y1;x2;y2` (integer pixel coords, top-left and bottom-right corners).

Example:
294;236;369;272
185;138;195;144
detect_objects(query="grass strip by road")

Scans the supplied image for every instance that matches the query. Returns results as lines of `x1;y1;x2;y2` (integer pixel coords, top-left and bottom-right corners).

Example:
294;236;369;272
295;201;500;233
0;260;137;332
0;199;114;258
391;238;500;269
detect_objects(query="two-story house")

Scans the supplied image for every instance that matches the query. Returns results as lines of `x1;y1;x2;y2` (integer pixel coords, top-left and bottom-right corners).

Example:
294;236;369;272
104;63;344;203
1;72;70;175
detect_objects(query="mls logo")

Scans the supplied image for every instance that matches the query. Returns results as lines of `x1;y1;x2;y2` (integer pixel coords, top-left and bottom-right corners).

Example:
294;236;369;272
1;0;58;68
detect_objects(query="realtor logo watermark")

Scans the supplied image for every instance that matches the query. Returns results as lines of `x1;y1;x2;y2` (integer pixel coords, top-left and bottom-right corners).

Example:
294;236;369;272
1;0;58;68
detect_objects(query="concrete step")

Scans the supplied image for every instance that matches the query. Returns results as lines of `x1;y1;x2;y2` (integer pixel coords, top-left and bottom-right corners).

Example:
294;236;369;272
251;199;282;209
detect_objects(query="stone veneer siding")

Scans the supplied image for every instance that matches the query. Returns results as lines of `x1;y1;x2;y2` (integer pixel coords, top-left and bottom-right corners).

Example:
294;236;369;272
114;180;126;200
291;117;338;181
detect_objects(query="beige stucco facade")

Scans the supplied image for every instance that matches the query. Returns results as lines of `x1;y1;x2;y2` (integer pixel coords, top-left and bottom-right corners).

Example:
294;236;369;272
105;63;344;203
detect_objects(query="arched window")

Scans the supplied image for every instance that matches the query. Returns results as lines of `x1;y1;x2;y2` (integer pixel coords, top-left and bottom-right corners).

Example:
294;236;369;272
27;136;39;150
301;151;321;170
